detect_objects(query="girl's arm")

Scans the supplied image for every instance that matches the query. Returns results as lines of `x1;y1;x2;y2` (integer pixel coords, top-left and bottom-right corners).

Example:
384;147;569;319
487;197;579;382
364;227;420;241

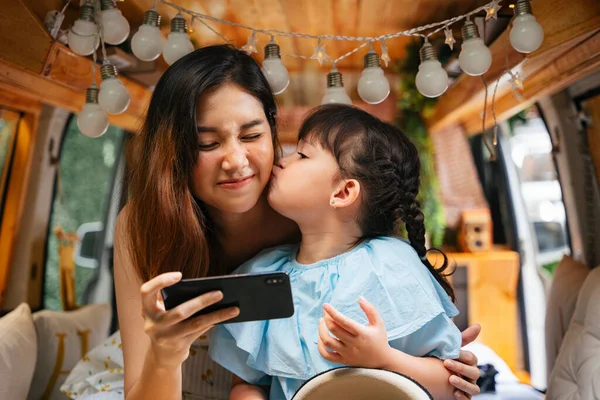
229;375;267;400
317;298;480;400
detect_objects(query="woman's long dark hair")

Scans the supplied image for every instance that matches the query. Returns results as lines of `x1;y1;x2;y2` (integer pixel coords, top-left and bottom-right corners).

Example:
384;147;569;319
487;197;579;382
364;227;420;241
298;104;455;301
126;45;280;282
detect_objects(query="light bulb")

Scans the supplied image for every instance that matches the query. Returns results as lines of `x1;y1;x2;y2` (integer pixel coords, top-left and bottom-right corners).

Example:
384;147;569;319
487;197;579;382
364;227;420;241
357;50;390;104
261;41;289;95
163;14;194;65
510;0;544;53
78;86;109;138
321;68;352;105
459;20;492;76
98;61;130;114
100;0;130;45
415;42;448;98
131;9;163;61
67;1;99;56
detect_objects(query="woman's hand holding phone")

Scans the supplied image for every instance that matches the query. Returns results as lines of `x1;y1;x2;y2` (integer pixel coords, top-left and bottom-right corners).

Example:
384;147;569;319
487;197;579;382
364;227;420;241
139;271;240;367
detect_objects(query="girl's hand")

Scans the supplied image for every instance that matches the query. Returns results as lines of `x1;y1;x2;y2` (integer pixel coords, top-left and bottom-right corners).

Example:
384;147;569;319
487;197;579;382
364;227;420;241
444;325;482;399
140;271;240;367
317;297;392;368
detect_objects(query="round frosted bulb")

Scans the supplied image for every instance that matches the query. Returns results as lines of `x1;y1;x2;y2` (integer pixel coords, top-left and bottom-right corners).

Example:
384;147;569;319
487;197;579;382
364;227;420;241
131;25;163;61
262;58;289;95
98;78;130;115
459;38;492;76
163;32;194;65
78;104;109;138
416;60;449;98
510;14;544;53
321;87;352;105
357;67;390;104
100;9;130;45
68;20;99;56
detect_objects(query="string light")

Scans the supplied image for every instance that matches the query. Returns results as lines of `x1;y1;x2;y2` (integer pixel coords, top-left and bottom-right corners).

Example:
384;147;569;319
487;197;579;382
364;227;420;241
416;39;449;98
508;71;524;91
163;13;194;65
444;26;456;51
484;0;502;21
189;16;196;33
510;0;544;53
459;19;492;76
67;0;99;56
357;43;390;104
99;0;130;45
241;31;258;54
131;8;163;61
55;0;547;137
262;38;290;95
380;39;391;67
311;37;330;66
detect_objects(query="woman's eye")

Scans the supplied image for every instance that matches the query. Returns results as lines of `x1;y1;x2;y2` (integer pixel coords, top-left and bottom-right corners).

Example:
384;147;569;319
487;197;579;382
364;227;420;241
297;152;308;159
198;143;218;151
242;134;263;141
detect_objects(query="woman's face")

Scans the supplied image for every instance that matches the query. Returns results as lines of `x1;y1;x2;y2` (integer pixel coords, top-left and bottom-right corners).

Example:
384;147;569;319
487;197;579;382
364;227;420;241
192;84;274;214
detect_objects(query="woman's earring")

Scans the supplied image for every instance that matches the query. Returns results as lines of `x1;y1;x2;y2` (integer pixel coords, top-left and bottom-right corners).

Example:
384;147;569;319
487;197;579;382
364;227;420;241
331;199;336;209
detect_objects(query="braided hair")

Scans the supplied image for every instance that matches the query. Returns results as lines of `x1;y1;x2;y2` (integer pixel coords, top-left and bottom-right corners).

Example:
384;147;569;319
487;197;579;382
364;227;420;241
297;104;455;301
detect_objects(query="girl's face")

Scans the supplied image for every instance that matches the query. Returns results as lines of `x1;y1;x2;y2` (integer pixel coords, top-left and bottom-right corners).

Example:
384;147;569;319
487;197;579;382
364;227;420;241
268;138;340;222
191;84;275;214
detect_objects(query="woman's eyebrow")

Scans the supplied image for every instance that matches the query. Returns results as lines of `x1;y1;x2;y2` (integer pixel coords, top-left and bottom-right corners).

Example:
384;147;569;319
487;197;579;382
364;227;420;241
196;119;264;133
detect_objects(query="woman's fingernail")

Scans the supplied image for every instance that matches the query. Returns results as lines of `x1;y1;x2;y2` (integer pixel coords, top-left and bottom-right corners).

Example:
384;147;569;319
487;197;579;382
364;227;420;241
230;307;240;316
212;291;223;300
454;390;462;399
170;272;182;280
445;360;455;368
450;376;459;384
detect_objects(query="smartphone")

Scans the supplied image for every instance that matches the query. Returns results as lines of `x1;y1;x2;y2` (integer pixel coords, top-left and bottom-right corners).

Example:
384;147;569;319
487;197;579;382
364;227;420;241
161;272;294;324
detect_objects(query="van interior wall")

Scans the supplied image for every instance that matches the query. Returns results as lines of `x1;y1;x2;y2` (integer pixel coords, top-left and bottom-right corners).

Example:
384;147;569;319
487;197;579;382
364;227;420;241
539;89;600;269
4;105;69;309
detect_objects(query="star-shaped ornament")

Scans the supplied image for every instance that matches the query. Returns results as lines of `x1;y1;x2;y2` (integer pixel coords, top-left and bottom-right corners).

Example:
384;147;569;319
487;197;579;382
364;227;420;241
380;39;391;67
444;26;456;51
241;32;258;55
311;43;330;66
509;71;524;91
484;0;502;21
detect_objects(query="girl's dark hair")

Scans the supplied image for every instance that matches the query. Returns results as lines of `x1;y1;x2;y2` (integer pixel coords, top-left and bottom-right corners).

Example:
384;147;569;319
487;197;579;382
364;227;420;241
126;45;280;281
298;104;455;301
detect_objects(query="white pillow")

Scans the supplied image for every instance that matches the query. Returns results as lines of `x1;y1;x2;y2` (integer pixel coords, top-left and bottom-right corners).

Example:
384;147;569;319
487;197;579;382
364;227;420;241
0;303;37;400
28;303;112;400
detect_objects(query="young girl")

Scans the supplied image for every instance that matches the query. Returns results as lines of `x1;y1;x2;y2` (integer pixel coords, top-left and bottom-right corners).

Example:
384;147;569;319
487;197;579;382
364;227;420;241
209;104;462;400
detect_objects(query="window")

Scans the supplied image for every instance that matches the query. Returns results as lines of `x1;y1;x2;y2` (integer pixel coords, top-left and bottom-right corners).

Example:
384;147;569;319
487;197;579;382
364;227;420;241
44;116;124;310
0;108;21;218
505;109;570;275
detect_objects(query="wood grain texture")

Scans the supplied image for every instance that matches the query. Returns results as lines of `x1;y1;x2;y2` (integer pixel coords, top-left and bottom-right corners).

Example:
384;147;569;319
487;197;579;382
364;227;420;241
429;0;600;135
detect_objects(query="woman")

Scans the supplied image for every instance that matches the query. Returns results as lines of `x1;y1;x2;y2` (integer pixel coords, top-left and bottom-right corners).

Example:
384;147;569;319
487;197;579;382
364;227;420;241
114;44;481;400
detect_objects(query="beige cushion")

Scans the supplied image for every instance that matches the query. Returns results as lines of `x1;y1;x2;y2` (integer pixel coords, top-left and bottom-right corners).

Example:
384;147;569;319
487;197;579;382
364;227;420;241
292;368;432;400
27;303;112;400
545;255;590;377
547;265;600;399
0;303;37;400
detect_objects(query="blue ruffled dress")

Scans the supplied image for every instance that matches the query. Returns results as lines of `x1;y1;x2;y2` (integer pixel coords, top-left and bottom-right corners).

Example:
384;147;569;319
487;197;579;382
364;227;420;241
208;237;461;400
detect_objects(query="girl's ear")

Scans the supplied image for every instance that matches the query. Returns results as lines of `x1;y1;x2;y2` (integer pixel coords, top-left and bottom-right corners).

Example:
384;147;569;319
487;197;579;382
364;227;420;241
329;179;360;209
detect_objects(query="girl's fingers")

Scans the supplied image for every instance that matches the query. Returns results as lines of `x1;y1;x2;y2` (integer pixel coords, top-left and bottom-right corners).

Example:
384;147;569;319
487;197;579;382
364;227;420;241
317;337;342;363
323;304;361;336
318;318;345;353
323;313;354;342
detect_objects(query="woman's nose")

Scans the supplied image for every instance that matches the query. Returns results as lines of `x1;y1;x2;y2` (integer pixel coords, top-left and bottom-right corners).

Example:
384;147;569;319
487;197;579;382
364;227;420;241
222;144;249;171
